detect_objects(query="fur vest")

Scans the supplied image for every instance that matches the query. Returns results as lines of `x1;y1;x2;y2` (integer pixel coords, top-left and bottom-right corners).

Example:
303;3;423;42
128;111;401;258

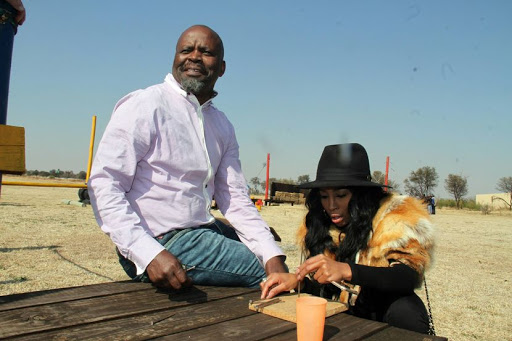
297;194;435;289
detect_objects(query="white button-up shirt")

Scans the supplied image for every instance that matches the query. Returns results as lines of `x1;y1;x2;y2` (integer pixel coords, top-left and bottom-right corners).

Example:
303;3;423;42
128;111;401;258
88;74;284;274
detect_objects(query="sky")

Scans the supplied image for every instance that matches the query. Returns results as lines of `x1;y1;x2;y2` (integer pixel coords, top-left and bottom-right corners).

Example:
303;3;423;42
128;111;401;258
5;0;511;199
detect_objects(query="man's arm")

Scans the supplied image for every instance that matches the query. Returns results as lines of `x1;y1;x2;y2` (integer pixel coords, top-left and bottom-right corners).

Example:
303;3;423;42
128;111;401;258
265;255;288;275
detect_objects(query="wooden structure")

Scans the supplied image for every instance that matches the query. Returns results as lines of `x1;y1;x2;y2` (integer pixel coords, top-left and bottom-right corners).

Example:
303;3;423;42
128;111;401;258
264;182;308;206
0;124;25;174
0;281;447;340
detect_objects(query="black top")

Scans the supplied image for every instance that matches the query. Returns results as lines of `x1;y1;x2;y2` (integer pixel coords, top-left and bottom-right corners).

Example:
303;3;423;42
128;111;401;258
302;262;420;320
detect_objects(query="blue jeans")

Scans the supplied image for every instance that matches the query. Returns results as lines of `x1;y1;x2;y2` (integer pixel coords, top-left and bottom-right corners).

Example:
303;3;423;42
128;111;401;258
118;219;266;288
0;2;17;125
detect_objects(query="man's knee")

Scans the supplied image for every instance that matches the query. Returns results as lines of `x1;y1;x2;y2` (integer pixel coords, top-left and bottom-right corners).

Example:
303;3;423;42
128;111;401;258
384;294;430;334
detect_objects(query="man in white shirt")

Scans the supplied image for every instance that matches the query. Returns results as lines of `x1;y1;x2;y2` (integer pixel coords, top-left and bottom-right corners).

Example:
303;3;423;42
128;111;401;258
88;25;287;290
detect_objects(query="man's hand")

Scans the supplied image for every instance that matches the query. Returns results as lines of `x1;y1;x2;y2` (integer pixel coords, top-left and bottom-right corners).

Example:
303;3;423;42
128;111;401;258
264;255;287;275
146;249;192;290
6;0;26;25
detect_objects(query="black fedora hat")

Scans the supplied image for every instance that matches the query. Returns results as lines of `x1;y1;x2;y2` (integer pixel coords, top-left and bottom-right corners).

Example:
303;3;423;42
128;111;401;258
299;143;388;189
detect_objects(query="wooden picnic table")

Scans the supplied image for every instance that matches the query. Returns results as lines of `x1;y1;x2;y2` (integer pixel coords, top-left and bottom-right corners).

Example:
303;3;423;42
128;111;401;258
0;281;447;340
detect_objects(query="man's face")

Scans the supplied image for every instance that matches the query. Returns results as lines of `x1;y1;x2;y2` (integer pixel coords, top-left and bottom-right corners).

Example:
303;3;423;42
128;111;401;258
172;26;225;99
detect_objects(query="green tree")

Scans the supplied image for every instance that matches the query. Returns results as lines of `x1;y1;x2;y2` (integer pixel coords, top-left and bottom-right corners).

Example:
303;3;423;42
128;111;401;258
297;174;310;185
61;170;75;178
403;166;438;197
444;174;468;209
494;176;512;211
39;171;50;177
77;171;87;180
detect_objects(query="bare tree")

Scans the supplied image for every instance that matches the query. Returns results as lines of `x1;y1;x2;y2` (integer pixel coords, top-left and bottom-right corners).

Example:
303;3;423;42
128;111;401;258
444;174;468;209
250;177;261;194
493;176;512;211
403;166;438;197
372;170;400;191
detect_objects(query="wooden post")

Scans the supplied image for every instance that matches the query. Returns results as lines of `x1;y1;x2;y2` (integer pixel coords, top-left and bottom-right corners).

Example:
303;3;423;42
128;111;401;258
384;156;390;191
264;153;270;201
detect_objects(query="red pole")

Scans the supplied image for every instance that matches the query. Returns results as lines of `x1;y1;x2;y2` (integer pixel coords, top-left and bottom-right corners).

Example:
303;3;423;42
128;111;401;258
264;153;270;201
384;156;390;191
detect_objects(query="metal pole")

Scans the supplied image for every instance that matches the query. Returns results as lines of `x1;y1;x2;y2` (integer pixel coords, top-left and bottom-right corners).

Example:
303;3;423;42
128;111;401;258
384;156;390;191
264;153;270;201
85;115;97;183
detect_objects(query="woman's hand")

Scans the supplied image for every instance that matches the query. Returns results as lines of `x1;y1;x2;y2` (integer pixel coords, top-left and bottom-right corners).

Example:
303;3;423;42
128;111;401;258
260;273;298;299
296;254;352;284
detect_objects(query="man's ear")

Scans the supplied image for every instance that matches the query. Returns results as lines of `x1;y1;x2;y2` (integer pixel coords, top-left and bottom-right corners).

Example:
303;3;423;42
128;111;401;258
219;61;226;77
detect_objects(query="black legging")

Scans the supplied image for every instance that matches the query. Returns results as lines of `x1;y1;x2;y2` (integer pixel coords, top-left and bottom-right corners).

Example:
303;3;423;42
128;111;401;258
382;293;430;334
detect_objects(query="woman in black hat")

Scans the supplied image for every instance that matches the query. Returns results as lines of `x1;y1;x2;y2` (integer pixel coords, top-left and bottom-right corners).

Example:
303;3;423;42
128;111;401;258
260;143;434;334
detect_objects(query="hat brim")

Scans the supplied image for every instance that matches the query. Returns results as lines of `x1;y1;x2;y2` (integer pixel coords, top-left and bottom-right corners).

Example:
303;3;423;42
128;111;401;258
299;179;391;189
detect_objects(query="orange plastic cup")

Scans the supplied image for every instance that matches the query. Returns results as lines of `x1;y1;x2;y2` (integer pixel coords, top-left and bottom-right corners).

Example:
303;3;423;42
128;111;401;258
296;296;327;341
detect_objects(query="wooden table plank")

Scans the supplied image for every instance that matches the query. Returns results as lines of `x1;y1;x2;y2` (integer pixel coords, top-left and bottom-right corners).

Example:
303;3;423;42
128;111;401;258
0;281;150;311
153;312;296;340
5;290;262;341
150;298;387;341
363;326;448;341
234;311;388;341
264;311;448;341
0;285;258;339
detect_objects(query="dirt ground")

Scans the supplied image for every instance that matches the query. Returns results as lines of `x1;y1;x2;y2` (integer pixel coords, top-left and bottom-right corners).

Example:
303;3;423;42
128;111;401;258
1;176;511;340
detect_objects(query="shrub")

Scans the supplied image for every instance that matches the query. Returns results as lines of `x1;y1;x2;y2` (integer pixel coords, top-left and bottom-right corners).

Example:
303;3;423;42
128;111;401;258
462;199;480;210
437;198;456;208
480;204;491;215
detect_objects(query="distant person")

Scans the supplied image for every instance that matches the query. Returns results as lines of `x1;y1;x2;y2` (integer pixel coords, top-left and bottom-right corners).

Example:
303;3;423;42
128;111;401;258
261;143;435;334
89;25;286;289
88;25;287;290
430;195;436;215
422;194;432;214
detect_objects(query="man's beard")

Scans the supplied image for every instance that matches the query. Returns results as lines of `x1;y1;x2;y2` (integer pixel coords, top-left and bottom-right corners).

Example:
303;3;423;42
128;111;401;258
180;77;206;94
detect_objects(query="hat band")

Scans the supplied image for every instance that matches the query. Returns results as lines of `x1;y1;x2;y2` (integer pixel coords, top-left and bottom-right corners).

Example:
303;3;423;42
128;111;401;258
316;169;371;182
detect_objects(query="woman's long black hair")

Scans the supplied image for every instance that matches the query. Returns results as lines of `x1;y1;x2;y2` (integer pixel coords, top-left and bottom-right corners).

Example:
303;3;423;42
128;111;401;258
304;186;390;262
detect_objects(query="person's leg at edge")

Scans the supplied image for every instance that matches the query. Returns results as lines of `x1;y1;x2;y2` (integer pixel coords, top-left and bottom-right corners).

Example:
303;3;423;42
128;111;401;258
0;6;16;194
383;293;430;334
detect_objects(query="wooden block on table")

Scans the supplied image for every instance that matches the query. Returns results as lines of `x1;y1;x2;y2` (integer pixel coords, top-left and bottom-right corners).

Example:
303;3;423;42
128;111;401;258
248;293;347;323
0;125;25;174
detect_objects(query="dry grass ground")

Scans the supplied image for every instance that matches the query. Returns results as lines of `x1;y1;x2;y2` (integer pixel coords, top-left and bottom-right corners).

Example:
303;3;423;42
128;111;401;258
1;175;511;340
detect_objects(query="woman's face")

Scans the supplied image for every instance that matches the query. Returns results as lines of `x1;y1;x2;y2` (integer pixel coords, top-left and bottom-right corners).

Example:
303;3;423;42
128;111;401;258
319;188;352;227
